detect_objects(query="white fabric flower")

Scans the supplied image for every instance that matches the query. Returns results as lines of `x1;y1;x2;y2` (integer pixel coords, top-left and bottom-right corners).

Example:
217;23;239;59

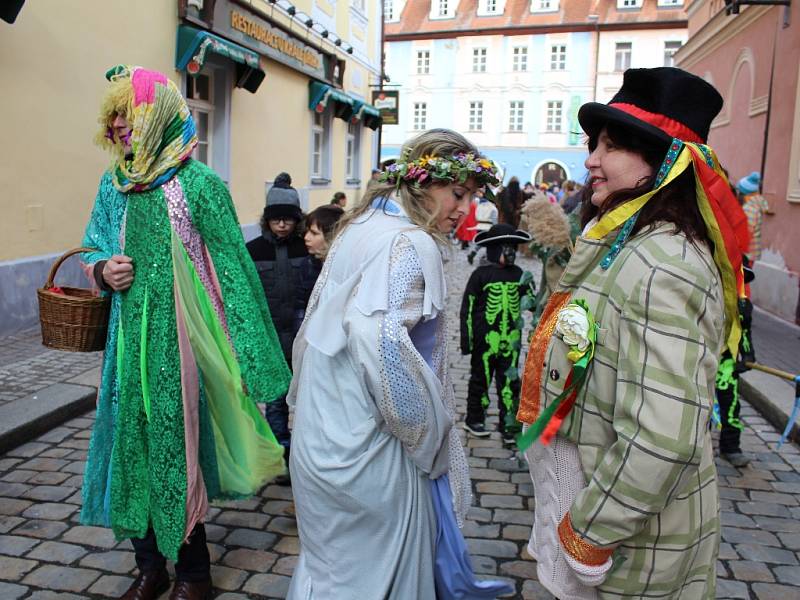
555;304;591;352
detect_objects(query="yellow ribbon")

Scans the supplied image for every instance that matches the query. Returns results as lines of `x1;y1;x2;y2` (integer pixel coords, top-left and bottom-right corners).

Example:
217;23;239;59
585;147;692;241
584;144;742;356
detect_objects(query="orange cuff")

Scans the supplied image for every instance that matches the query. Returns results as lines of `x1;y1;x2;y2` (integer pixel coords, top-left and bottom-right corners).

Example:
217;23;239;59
558;512;615;567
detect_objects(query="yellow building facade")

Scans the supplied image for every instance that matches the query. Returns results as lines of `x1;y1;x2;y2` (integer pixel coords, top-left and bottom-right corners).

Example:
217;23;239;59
0;0;383;334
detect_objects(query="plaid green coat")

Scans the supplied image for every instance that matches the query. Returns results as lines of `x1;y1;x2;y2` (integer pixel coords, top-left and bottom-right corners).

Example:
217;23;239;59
528;223;723;598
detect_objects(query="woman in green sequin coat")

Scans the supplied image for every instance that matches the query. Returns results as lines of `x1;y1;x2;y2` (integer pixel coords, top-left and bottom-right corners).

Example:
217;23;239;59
78;65;290;600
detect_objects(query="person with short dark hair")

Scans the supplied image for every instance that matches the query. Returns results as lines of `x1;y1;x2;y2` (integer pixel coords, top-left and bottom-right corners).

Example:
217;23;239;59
330;191;347;208
304;204;344;261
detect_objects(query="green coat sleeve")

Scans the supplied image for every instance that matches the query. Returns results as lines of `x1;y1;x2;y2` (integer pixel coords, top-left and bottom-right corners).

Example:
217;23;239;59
185;163;291;403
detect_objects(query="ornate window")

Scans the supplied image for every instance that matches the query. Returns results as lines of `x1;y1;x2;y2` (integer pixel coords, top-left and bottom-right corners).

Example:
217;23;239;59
531;0;559;13
469;101;484;131
473;48;487;73
512;47;528;72
416;50;431;74
546;101;563;132
508;101;524;132
615;42;632;71
550;45;566;70
413;102;427;130
664;41;682;67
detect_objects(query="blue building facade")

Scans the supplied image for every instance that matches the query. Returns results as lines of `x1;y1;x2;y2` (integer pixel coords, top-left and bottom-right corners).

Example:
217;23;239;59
381;30;593;186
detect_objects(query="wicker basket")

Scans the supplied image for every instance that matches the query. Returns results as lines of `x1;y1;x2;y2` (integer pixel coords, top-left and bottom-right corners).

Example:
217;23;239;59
37;247;111;352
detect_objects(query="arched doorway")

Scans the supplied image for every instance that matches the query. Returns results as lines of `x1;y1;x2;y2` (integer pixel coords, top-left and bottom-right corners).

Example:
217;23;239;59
533;160;568;187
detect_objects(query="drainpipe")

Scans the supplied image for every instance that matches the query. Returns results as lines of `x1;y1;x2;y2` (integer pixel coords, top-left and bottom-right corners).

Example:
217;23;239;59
588;0;601;102
758;8;781;194
376;2;386;169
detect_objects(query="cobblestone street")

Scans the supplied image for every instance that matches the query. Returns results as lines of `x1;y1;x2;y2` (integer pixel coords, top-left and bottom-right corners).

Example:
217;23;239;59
0;252;798;598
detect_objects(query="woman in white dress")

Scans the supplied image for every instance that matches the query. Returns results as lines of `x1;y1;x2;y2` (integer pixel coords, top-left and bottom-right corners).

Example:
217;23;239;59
287;129;512;599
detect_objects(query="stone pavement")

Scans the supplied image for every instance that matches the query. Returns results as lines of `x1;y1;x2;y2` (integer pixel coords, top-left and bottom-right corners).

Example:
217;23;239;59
0;329;101;407
740;307;800;444
0;251;797;598
0;329;101;454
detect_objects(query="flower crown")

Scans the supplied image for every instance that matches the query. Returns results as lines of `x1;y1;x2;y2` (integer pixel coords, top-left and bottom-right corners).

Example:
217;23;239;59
379;152;500;199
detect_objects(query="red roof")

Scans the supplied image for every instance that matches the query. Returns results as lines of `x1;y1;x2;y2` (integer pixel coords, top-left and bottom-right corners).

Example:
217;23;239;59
386;0;687;39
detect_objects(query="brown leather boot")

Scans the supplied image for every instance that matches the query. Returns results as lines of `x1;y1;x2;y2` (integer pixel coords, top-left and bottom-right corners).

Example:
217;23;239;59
120;569;170;600
169;579;212;600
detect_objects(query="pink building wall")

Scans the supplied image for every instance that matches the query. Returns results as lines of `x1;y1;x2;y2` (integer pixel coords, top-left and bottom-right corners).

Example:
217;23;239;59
680;2;800;321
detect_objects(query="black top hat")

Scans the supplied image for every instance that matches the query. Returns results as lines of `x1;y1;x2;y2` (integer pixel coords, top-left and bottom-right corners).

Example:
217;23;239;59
578;67;723;146
475;224;532;247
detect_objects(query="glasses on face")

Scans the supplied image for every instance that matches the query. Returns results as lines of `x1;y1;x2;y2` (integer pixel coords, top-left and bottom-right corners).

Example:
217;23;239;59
268;218;297;225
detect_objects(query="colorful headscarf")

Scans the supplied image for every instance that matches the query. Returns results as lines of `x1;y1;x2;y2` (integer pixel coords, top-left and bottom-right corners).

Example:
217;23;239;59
97;65;197;193
585;139;750;356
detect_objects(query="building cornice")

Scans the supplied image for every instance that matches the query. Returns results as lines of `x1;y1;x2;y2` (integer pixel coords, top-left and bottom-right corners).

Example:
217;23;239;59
386;20;687;42
675;4;772;69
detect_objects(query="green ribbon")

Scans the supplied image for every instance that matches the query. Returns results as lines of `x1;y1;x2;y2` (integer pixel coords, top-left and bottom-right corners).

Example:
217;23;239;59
516;299;598;452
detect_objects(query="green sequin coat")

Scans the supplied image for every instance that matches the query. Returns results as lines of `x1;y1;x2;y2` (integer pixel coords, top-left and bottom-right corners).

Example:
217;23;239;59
80;160;290;560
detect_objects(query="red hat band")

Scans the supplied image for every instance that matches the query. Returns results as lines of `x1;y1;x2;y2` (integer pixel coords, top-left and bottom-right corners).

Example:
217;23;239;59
609;102;704;144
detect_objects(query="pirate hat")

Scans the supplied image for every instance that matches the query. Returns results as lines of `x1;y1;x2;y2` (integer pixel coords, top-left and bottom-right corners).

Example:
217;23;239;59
578;67;723;146
475;224;532;247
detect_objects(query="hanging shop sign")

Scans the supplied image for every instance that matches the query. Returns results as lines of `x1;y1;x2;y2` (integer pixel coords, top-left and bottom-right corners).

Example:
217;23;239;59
213;0;329;82
371;90;399;126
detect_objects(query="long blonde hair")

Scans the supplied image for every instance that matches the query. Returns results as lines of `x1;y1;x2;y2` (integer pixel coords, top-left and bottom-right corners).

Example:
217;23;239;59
337;129;482;242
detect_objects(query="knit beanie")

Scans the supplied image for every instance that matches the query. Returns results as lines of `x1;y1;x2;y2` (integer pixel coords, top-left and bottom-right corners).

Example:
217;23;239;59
264;172;303;220
737;171;761;195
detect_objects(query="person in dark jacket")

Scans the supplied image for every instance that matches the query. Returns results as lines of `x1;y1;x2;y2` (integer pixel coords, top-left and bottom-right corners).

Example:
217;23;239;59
460;224;532;443
246;172;319;480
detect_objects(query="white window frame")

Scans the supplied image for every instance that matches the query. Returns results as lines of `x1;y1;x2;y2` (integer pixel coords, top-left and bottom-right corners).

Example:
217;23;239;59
345;121;361;183
310;108;332;183
530;0;559;13
550;44;566;71
416;49;431;75
430;0;454;19
617;0;642;8
384;0;398;22
186;73;214;168
508;101;524;132
478;0;505;16
663;40;682;67
512;46;528;72
546;100;563;132
469;101;484;132
473;47;487;73
657;0;683;5
615;42;632;72
351;0;366;13
413;102;427;131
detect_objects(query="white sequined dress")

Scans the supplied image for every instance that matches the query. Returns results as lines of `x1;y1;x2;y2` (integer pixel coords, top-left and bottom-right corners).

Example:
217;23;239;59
286;198;471;600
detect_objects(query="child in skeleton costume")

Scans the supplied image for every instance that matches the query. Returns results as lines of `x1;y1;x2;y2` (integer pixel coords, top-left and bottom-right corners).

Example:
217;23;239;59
715;258;756;467
461;224;532;442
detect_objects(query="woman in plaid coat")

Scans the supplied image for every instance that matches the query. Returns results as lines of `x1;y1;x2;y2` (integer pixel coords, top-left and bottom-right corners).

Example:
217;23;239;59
518;68;749;599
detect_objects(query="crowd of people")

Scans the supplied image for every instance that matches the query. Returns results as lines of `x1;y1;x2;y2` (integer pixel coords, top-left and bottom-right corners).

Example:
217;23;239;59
75;64;765;600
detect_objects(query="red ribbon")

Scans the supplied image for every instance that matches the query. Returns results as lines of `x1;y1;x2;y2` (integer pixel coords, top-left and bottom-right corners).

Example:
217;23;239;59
540;371;580;445
610;103;704;144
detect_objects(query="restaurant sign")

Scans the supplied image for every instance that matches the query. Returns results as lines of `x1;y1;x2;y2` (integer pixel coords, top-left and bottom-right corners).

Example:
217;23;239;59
371;90;399;126
214;0;329;82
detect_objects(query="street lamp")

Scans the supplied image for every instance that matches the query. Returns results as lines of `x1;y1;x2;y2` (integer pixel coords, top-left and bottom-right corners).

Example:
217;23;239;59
724;0;790;15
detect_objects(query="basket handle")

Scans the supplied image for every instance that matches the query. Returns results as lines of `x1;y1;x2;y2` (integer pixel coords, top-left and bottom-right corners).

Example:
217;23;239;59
44;247;100;289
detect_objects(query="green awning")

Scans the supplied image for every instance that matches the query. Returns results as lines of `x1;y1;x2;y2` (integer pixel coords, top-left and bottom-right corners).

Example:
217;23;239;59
351;100;383;130
309;81;355;122
176;25;264;92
